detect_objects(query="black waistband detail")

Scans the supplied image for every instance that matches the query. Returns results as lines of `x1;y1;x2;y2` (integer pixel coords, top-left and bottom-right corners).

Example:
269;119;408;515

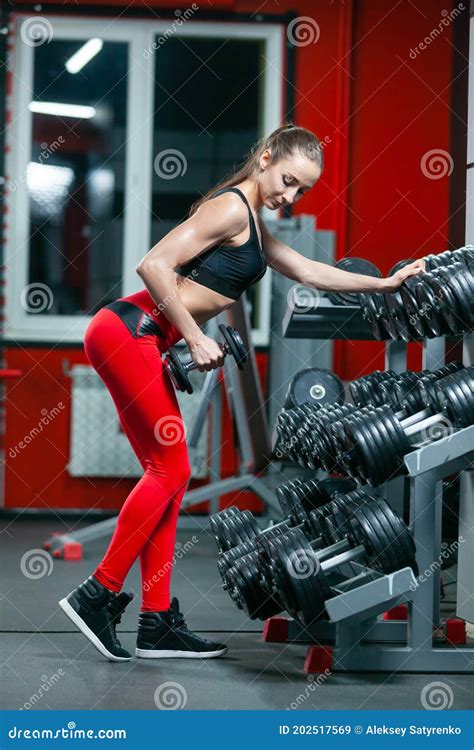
103;300;166;339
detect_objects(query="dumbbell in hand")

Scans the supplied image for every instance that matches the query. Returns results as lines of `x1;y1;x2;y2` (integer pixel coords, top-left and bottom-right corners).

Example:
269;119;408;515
164;323;248;393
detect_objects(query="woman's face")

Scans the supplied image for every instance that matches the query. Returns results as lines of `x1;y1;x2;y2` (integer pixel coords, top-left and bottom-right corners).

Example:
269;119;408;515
258;148;321;209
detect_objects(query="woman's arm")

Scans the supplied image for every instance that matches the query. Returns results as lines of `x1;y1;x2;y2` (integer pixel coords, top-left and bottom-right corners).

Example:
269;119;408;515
136;193;247;343
259;218;425;293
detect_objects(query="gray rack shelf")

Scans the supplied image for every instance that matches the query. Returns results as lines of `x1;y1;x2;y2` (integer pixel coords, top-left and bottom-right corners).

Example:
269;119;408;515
268;294;474;672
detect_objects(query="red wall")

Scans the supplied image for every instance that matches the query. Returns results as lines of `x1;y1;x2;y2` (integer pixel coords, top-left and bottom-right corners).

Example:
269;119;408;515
3;0;463;509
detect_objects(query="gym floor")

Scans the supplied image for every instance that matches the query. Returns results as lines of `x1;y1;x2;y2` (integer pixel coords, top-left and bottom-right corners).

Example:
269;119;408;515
1;515;472;712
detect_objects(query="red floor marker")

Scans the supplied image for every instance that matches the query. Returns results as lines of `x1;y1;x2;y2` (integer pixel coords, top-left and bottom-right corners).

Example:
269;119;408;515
382;604;408;620
262;616;289;642
304;645;333;674
445;618;466;645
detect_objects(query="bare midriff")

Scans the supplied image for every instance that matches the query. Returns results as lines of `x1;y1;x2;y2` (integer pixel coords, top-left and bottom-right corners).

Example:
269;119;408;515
173;272;235;325
121;274;235;331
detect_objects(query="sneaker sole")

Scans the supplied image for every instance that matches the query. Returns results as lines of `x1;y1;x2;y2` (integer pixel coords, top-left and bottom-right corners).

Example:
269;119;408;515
135;646;228;659
58;597;132;663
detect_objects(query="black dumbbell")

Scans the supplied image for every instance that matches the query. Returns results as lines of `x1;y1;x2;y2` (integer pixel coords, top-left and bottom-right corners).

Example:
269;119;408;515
361;247;474;341
218;497;349;620
276;365;466;475
259;493;417;626
164;323;248;393
331;366;474;485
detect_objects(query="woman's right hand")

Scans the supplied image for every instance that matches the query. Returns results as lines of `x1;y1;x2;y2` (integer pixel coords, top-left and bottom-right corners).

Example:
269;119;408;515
186;333;225;371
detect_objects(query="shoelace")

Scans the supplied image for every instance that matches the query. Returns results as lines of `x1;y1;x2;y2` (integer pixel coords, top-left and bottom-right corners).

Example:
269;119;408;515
171;609;190;632
107;596;131;643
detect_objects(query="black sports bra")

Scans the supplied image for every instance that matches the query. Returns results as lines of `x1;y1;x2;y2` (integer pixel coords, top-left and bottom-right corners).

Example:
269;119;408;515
175;187;267;300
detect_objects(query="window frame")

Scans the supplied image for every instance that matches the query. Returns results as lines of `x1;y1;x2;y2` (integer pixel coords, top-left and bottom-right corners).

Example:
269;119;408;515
5;14;283;346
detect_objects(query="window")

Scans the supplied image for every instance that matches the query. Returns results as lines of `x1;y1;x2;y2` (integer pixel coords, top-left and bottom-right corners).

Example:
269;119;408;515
6;16;282;343
149;35;263;334
29;39;128;316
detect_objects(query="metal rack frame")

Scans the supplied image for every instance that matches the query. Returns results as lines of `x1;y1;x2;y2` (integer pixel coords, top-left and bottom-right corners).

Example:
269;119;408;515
268;295;474;672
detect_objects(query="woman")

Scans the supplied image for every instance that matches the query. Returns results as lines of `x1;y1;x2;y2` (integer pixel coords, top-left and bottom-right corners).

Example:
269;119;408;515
59;123;424;662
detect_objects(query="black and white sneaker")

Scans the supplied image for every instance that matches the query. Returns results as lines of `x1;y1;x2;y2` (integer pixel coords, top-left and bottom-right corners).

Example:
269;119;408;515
59;575;134;662
136;598;228;659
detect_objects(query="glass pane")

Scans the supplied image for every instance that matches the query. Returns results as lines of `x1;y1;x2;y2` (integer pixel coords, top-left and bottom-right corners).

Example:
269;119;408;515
27;39;128;315
150;36;263;329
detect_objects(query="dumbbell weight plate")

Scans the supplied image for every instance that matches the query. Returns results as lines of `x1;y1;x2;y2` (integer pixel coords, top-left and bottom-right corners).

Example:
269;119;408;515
328;418;363;480
342;409;388;485
209;507;241;551
229;511;262;546
318;477;358;500
217;538;256;578
210;510;258;552
164;349;194;394
255;523;299;594
225;551;284;619
284;367;345;409
327;258;383;306
218;324;248;369
269;528;332;625
349;370;396;407
426;270;461;335
453;247;474;272
388;259;413;276
432;266;467;334
368;497;418;576
210;514;246;552
368;408;413;483
436;368;474;427
346;498;400;574
446;265;474;328
413;276;447;337
399;277;431;338
365;407;411;484
384;291;414;342
307;507;334;547
360;293;391;340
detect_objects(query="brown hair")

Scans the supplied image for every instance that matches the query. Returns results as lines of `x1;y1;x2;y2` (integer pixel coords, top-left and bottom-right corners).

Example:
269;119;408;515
187;121;323;218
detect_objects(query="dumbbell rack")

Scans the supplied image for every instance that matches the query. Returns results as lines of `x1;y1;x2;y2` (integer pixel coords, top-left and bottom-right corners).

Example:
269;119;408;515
265;295;474;673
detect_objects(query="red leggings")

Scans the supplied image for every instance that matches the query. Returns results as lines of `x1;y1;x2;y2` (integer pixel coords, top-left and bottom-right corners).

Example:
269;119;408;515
83;291;191;612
